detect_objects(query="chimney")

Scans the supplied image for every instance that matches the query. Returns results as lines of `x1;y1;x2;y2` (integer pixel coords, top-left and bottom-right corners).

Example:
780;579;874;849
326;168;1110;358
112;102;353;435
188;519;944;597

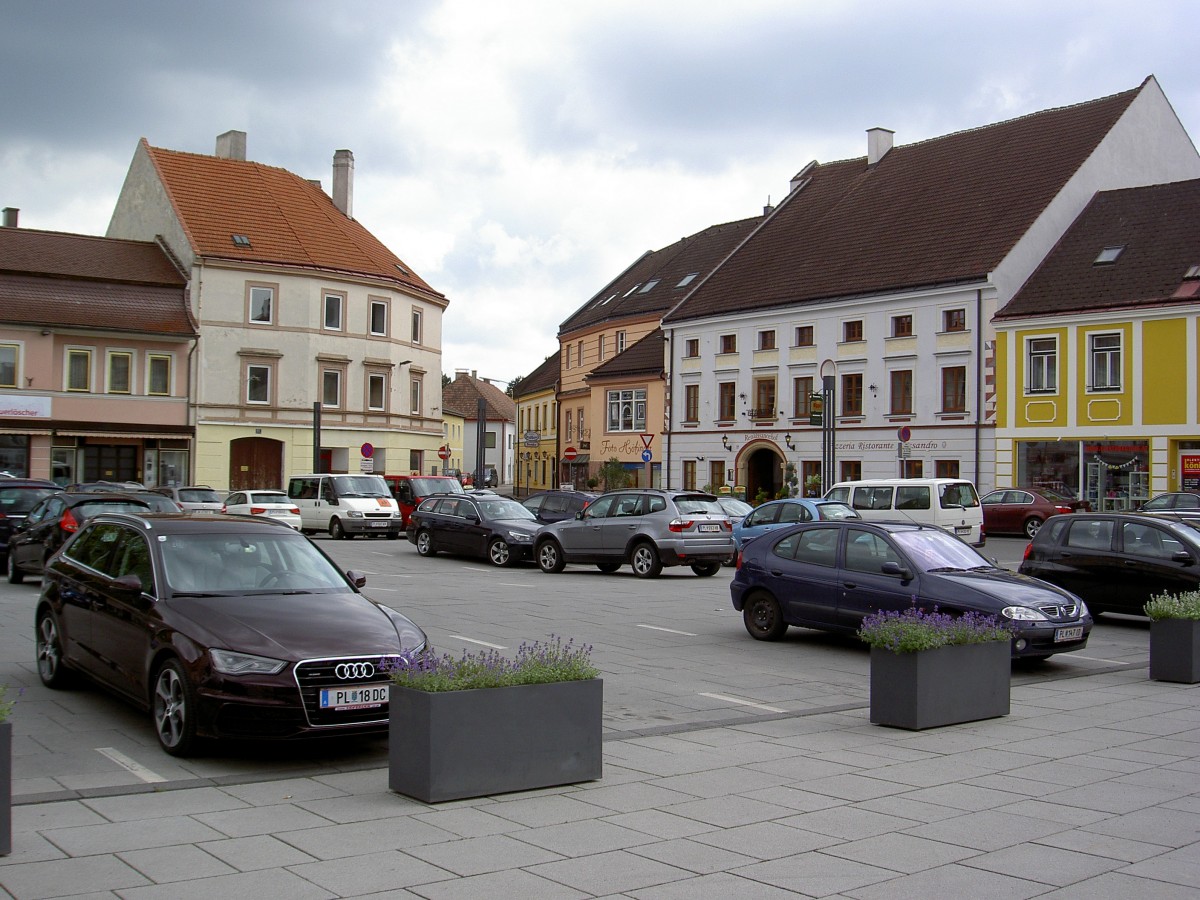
867;127;894;166
1;208;18;228
215;130;247;161
333;149;354;217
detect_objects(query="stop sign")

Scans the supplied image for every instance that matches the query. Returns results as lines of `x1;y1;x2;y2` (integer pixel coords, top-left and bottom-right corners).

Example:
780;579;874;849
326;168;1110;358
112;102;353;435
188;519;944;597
563;447;578;461
438;445;451;460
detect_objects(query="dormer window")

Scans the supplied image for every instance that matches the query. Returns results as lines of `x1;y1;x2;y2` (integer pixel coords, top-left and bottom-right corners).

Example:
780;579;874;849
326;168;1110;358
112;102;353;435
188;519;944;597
1093;246;1124;265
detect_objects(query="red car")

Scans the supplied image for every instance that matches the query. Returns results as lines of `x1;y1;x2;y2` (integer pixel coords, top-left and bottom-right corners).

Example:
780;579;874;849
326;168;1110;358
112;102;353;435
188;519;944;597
981;488;1082;538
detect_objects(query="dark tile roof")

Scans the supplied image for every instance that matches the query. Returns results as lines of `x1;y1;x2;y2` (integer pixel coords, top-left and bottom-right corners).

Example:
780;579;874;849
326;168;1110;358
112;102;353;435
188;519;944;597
588;329;665;381
0;228;195;335
665;81;1145;324
142;141;445;302
997;178;1200;319
442;373;517;422
515;353;560;397
561;216;762;336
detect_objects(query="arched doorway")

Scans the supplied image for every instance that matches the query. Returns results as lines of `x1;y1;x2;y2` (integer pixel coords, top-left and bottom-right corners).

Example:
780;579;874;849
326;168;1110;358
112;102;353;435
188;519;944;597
229;437;284;491
740;441;786;504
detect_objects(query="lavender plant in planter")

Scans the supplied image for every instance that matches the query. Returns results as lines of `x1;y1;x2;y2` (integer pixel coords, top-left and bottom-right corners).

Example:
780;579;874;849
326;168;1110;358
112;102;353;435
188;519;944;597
1145;590;1200;684
859;608;1013;730
386;636;602;803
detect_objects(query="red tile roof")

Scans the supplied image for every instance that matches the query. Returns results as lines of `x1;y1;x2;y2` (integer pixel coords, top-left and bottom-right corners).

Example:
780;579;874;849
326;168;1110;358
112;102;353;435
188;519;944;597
443;372;516;422
588;328;665;381
665;82;1145;323
142;140;445;302
515;353;560;397
997;178;1200;319
561;215;762;335
0;228;195;335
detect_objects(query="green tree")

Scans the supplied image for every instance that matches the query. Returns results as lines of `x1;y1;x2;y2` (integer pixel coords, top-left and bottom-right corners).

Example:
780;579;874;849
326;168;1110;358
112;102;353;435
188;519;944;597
506;374;525;398
598;458;627;491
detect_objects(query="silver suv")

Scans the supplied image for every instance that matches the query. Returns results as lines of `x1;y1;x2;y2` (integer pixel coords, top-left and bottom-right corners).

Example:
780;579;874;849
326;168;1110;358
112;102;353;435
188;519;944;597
534;489;733;578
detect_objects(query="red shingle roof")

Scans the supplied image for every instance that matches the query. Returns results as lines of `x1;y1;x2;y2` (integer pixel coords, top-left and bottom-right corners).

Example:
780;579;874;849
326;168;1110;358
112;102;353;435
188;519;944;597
588;328;665;381
442;373;516;422
997;178;1200;319
515;353;560;397
665;82;1145;323
143;140;444;301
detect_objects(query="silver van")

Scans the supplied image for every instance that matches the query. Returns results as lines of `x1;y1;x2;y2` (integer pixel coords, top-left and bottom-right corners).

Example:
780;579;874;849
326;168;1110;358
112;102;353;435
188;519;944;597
825;478;984;546
286;473;403;539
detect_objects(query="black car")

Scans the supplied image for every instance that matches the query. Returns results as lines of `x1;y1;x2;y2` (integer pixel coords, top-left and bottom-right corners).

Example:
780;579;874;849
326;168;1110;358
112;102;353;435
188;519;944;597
35;512;426;755
1019;512;1200;615
732;520;1092;659
0;478;58;561
407;490;541;566
7;491;155;583
522;490;598;524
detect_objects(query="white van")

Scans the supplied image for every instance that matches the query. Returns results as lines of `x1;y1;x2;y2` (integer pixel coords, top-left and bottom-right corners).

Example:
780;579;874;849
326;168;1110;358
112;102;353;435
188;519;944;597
286;473;403;540
824;478;985;546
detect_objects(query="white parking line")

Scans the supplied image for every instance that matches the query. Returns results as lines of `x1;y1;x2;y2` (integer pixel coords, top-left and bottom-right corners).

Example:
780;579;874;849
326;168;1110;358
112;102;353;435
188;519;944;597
96;747;166;783
636;624;698;636
498;582;535;588
699;692;787;714
1062;654;1132;666
449;635;507;650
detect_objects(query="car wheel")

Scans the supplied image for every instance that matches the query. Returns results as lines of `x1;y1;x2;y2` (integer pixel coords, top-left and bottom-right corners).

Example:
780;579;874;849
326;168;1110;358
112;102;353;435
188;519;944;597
630;542;663;578
1023;517;1044;539
36;610;73;688
415;530;437;557
743;592;787;641
329;518;347;540
537;540;566;573
153;658;199;757
596;562;621;573
691;562;721;577
6;552;24;585
488;537;514;567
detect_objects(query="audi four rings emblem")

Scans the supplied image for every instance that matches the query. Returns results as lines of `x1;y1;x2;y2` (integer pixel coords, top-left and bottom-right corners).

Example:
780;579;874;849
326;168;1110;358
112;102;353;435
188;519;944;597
335;662;375;679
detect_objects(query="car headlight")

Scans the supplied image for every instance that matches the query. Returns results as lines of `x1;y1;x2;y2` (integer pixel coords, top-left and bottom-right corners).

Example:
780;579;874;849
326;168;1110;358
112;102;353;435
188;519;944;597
1077;600;1090;618
346;510;365;518
1002;606;1050;621
210;649;287;675
507;530;532;542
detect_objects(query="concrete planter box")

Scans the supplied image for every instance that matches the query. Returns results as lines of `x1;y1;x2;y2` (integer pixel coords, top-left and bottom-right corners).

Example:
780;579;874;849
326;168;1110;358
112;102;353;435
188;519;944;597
869;642;1010;730
0;722;10;855
388;680;603;803
1149;619;1200;684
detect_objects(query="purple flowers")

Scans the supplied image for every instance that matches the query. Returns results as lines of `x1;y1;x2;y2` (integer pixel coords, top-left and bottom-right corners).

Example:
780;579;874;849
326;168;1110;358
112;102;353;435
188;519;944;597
385;635;599;692
858;607;1014;654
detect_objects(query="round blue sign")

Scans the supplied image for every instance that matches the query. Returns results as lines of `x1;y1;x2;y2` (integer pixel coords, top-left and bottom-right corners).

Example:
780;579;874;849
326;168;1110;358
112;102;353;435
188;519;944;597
361;442;374;458
641;449;653;462
897;427;911;443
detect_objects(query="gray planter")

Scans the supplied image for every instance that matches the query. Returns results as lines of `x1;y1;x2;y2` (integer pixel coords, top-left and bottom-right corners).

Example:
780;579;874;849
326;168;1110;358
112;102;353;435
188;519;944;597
869;642;1010;730
389;679;603;803
1149;619;1200;684
0;722;10;855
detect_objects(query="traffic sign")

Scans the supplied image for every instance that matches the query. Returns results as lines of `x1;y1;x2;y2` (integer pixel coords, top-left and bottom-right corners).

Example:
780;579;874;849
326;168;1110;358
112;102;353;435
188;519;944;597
641;449;652;462
438;445;451;460
563;447;578;461
360;442;374;458
640;433;654;450
897;426;912;442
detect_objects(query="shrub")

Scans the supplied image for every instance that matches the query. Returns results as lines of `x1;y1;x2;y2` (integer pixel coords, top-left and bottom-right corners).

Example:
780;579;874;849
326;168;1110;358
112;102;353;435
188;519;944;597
859;607;1013;654
0;685;14;724
1145;590;1200;621
386;635;599;692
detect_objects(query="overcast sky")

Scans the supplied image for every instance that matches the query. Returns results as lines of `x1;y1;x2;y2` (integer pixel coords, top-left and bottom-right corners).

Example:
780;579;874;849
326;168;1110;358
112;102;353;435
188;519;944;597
4;0;1199;384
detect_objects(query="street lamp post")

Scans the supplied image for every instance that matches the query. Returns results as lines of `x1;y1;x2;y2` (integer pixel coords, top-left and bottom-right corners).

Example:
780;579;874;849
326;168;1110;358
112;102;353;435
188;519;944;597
821;359;836;490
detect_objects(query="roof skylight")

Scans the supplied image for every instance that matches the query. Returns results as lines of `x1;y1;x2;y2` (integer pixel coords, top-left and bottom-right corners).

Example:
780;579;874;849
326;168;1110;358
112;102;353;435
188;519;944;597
1093;246;1124;265
676;272;698;288
231;234;251;248
638;279;660;293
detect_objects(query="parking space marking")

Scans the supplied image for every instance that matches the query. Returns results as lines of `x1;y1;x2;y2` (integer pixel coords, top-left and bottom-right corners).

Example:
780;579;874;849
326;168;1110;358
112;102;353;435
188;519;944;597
96;748;166;783
1061;654;1133;666
498;582;536;588
636;624;698;636
699;692;787;713
449;635;507;650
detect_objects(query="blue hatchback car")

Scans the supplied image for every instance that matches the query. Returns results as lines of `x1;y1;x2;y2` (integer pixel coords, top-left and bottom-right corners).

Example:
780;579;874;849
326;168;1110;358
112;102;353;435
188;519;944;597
733;498;859;551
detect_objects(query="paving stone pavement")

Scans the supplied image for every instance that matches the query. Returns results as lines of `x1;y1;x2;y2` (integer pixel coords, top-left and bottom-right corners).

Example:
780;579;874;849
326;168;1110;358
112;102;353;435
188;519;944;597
2;665;1198;899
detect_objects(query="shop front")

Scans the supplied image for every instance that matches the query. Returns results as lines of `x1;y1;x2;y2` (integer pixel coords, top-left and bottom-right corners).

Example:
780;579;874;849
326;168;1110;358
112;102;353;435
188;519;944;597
1017;439;1149;510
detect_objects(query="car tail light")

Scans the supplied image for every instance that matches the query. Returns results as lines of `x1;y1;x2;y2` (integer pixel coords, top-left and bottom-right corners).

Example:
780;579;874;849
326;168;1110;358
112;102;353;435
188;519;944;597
734;550;743;569
250;506;267;515
668;518;692;533
1022;542;1034;560
722;520;732;531
221;505;228;513
1055;505;1072;514
289;506;300;514
60;509;79;533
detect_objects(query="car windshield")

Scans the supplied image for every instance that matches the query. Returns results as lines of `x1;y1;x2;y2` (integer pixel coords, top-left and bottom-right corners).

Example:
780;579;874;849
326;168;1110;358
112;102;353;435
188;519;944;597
161;532;349;593
815;502;860;520
674;495;725;515
477;499;536;520
179;488;221;504
410;478;463;496
890;528;991;572
330;475;390;498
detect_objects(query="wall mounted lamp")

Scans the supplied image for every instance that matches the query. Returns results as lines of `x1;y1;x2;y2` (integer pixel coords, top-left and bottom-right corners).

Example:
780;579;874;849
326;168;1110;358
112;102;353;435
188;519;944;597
784;433;795;451
722;434;731;451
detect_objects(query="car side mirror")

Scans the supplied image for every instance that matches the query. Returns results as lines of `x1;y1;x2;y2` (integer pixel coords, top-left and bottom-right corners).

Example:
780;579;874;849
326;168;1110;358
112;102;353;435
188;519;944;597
464;513;480;524
1172;551;1194;565
346;569;367;588
880;561;913;580
112;574;144;594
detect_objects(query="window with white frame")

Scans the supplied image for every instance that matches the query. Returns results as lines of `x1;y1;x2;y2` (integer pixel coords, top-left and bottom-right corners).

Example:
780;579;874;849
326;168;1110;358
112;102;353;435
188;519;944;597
323;293;344;330
66;349;91;392
608;388;646;432
793;376;813;417
616;331;627;353
248;285;274;324
367;372;387;410
598;334;606;360
942;366;967;412
411;309;423;344
684;384;699;422
684;338;699;358
369;299;388;336
246;364;272;404
1089;332;1121;390
566;410;573;441
1027;337;1057;393
719;333;736;354
410;376;422;413
106;351;132;394
322;370;342;408
0;344;18;388
147;355;171;395
794;325;814;347
758;329;776;351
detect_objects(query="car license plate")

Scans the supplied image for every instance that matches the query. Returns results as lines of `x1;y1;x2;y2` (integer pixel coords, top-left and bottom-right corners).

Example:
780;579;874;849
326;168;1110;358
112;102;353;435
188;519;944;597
954;526;971;535
1054;626;1084;642
320;683;389;710
699;523;721;532
370;520;388;528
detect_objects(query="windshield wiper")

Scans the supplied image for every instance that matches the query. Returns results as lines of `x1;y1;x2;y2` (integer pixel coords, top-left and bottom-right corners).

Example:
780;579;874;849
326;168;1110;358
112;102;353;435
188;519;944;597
169;591;224;598
925;566;966;573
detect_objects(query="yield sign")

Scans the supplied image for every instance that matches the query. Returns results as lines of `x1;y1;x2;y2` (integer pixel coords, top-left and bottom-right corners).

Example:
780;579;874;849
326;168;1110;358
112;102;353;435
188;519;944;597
640;433;654;450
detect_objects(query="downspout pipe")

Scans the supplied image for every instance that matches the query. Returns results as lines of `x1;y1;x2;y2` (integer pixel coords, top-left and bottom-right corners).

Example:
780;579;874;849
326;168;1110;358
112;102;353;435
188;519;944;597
665;328;673;489
975;288;983;485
